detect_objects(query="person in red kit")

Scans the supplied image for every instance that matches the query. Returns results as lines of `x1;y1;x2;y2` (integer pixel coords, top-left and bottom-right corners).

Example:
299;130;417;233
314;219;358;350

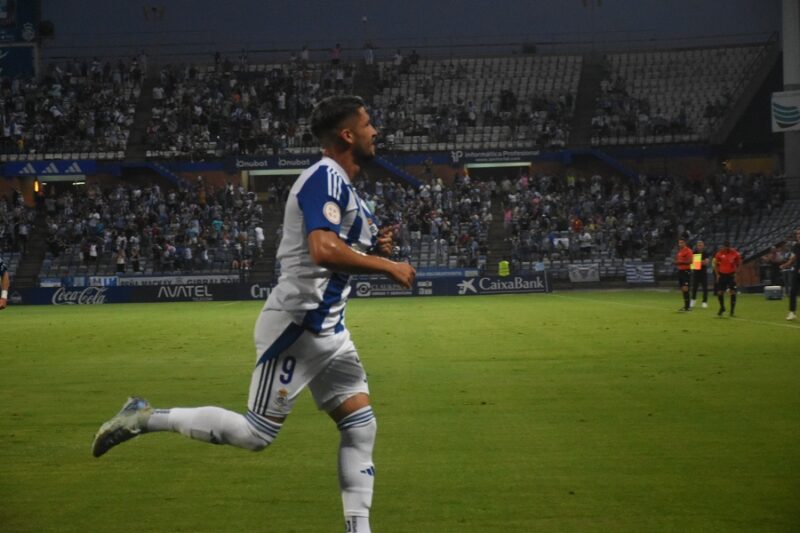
674;237;694;312
713;241;742;317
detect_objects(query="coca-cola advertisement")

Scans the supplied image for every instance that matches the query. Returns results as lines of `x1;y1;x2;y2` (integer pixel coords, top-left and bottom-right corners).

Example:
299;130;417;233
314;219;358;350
8;286;132;306
51;287;109;305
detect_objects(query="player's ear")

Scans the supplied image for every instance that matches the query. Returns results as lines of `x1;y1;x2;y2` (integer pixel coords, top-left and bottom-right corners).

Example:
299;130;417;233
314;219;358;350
339;127;354;145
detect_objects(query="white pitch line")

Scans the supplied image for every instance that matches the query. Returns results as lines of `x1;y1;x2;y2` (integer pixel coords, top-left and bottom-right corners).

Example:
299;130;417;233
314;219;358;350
552;292;800;331
219;301;242;307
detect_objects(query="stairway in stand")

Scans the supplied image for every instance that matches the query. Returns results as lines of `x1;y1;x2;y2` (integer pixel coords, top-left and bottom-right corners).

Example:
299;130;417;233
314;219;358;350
125;74;157;160
12;211;49;289
484;199;510;275
569;53;605;147
249;200;285;284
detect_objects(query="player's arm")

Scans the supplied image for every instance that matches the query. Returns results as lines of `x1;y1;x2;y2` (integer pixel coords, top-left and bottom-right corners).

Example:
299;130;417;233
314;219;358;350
308;229;415;288
0;271;9;310
779;253;796;270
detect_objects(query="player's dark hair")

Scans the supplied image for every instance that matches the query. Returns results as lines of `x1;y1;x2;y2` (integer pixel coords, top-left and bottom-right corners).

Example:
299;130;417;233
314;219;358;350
310;95;365;147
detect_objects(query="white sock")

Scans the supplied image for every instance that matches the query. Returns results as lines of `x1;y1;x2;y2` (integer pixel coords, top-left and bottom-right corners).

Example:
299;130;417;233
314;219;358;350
344;515;371;533
337;406;376;532
146;407;280;451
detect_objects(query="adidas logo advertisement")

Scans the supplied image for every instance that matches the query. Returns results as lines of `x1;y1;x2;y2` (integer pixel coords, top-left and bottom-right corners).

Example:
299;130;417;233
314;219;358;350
6;160;90;176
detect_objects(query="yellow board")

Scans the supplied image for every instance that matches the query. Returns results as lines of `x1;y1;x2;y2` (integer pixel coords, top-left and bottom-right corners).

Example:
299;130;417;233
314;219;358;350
691;253;702;270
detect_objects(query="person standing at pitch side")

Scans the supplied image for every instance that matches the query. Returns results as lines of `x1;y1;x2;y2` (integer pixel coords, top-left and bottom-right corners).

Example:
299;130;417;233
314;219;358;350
674;237;693;312
690;240;711;309
0;254;10;310
713;240;741;317
92;95;416;533
779;227;800;320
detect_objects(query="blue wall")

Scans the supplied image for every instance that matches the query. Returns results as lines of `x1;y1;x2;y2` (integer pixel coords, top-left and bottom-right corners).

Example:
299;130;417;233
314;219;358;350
42;0;780;61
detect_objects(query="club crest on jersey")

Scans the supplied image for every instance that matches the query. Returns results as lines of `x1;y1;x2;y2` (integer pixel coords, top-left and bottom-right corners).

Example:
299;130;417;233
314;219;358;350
323;201;341;224
367;218;379;236
275;388;289;407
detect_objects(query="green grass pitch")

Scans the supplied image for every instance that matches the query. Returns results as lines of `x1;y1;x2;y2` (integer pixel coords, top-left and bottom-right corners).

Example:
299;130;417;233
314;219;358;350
1;290;798;532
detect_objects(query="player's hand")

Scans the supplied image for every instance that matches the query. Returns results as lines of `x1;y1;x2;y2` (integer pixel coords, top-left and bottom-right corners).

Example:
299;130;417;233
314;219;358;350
375;227;394;257
388;261;416;289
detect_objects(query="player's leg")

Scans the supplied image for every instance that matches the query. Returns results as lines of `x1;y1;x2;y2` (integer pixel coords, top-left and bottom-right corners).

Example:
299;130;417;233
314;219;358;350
148;311;311;449
679;272;690;311
701;271;708;306
717;278;726;316
308;331;375;533
690;271;698;307
145;404;277;450
787;272;798;320
332;393;375;533
92;311;302;457
729;278;737;316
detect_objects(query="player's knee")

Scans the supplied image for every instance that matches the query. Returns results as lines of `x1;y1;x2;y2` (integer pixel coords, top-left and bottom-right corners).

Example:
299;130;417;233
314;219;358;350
338;406;377;449
244;411;284;451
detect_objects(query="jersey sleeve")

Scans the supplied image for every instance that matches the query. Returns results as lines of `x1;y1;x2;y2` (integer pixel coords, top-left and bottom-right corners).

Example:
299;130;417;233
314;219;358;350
0;258;7;276
296;166;350;235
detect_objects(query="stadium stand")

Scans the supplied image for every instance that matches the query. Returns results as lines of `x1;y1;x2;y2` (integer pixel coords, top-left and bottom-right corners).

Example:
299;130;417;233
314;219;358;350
274;175;491;279
372;55;582;151
0;42;793;286
0;58;141;159
591;45;764;145
145;59;353;159
39;181;266;278
497;170;788;279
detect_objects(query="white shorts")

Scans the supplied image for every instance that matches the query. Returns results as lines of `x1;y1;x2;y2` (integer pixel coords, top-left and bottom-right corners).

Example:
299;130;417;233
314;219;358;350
248;309;369;418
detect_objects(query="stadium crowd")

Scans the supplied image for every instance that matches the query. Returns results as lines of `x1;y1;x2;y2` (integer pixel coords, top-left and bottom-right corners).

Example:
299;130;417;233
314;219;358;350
591;74;696;140
357;172;492;268
139;48;578;157
145;53;355;158
499;170;784;264
273;172;492;276
0;187;35;254
372;51;575;150
41;178;265;276
0;57;143;155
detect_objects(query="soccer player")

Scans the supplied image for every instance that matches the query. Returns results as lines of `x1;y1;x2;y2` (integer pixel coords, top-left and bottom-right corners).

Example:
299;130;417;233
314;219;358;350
674;237;693;311
690;240;711;309
0;254;9;310
92;95;416;533
713;241;741;317
779;228;800;320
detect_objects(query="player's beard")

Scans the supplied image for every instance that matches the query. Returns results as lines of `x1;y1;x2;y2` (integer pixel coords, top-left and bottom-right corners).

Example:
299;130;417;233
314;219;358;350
353;139;376;165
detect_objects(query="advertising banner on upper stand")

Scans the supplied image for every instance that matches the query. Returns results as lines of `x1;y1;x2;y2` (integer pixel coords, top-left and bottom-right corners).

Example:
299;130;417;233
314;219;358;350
771;90;800;132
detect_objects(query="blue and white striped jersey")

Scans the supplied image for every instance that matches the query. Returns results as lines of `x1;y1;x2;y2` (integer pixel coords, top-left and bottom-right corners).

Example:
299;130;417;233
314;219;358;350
264;157;379;335
0;255;7;276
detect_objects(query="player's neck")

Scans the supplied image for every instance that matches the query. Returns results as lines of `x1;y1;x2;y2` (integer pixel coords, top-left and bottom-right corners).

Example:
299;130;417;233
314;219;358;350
322;148;359;179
